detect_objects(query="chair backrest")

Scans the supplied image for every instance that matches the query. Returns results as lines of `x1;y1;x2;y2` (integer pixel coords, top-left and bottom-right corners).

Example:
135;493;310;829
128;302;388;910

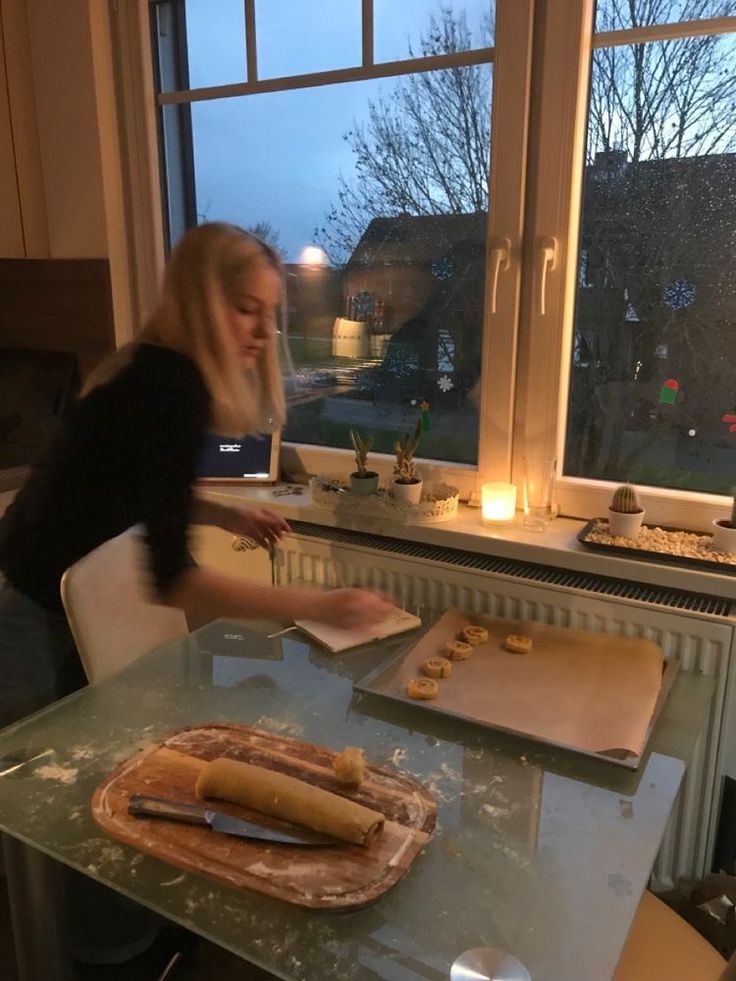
60;526;189;683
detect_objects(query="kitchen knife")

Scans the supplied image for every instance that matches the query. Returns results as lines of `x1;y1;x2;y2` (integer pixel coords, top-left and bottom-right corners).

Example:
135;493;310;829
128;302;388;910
128;794;340;846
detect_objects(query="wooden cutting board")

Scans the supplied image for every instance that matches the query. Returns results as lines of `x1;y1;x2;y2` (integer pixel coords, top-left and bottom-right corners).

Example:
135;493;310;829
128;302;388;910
92;724;436;910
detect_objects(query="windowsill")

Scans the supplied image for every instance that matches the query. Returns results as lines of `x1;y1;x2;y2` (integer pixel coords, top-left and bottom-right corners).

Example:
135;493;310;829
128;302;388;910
200;483;736;603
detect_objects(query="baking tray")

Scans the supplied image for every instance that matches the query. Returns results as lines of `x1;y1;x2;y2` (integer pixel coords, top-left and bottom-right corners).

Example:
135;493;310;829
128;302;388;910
355;610;679;770
577;518;736;575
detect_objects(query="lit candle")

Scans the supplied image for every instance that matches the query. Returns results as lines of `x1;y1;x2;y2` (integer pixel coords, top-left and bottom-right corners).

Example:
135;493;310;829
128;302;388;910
481;482;517;525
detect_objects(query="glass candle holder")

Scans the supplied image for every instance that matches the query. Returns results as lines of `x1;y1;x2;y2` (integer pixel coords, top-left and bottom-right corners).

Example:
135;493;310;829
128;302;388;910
522;455;556;532
481;482;517;525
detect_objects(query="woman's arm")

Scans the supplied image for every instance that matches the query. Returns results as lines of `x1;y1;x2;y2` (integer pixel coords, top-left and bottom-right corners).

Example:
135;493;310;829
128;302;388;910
162;565;394;630
191;495;290;547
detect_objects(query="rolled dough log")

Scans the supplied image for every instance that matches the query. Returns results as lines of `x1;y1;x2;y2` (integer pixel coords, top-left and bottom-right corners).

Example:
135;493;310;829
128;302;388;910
195;757;384;846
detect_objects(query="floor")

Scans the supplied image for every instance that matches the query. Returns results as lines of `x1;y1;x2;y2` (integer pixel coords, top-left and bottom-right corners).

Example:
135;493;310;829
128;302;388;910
0;877;273;981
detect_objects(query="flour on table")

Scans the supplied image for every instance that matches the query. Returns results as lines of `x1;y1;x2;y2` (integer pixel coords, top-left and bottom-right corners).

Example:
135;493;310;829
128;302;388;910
482;803;512;819
35;764;78;784
492;838;530;869
256;716;304;737
439;762;462;782
421;773;455;804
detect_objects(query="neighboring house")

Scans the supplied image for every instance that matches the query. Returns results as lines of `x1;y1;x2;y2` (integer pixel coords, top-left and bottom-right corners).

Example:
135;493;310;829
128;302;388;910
343;212;487;332
568;150;736;478
340;213;487;406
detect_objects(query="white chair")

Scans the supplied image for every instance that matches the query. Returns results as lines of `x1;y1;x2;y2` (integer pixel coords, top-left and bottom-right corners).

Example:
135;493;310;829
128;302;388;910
615;890;733;980
60;526;189;683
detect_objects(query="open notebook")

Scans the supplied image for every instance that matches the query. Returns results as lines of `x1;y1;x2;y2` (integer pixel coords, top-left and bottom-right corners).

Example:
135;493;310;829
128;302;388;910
295;606;422;653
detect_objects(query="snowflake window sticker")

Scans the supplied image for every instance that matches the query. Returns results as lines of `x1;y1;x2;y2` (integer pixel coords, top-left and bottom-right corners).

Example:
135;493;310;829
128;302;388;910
431;255;454;280
664;279;695;310
437;375;454;393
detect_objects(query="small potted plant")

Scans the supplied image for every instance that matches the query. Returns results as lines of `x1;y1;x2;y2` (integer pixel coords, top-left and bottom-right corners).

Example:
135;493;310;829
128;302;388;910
711;490;736;554
391;418;423;505
607;483;645;538
349;429;379;495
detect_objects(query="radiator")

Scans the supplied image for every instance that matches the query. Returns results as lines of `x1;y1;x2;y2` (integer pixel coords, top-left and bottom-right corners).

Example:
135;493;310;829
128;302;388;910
275;521;736;889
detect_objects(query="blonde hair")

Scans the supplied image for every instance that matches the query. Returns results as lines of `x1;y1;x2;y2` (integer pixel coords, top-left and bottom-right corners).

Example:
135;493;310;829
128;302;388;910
86;222;286;437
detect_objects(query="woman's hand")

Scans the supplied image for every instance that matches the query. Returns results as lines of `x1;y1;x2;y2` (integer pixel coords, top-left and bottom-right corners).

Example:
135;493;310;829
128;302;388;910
224;506;291;548
313;588;396;629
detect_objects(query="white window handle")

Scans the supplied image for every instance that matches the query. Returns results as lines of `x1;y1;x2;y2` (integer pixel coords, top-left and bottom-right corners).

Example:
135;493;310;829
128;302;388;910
537;236;557;316
488;237;510;314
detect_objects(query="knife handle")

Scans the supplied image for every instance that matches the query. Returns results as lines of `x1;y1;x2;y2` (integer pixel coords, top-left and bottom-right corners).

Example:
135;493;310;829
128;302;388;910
128;794;210;826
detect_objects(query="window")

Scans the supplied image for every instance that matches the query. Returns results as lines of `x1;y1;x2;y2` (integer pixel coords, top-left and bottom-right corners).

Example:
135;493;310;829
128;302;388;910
151;0;531;496
515;0;736;527
565;9;736;495
144;1;736;527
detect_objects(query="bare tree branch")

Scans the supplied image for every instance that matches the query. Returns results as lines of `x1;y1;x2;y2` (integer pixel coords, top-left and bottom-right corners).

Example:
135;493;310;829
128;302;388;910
315;9;492;263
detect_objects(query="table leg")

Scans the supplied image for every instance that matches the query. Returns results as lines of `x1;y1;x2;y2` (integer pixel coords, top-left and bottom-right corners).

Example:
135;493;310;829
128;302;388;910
2;834;72;981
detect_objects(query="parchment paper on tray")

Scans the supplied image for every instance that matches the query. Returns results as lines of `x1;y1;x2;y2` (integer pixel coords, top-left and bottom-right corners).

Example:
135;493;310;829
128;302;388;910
372;608;665;758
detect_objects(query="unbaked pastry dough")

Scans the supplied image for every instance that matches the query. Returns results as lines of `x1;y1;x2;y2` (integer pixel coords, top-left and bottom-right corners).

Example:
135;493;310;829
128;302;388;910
333;747;366;786
505;633;533;654
422;656;452;679
461;625;489;646
445;640;472;661
407;677;439;700
195;757;383;846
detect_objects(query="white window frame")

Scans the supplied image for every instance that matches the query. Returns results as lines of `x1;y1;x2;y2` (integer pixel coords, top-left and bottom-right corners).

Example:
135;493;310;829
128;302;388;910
124;0;535;502
515;3;736;532
106;1;736;532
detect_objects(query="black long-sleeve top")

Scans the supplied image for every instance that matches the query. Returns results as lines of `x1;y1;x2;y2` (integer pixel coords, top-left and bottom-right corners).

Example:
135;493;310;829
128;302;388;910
0;344;211;612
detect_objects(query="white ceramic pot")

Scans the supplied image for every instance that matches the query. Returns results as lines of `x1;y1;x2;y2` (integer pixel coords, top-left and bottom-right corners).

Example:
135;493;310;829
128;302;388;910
391;478;423;505
607;507;644;539
350;472;379;495
711;519;736;554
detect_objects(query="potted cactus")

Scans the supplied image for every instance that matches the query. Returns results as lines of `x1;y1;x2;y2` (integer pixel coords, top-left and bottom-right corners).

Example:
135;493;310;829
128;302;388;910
391;418;423;505
349;429;379;495
607;483;645;538
711;490;736;554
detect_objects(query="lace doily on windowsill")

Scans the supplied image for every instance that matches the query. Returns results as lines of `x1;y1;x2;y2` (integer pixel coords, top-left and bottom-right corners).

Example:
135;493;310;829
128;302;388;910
309;477;459;524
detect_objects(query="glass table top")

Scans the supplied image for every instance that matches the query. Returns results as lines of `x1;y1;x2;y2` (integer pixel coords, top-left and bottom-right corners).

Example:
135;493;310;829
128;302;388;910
0;615;713;981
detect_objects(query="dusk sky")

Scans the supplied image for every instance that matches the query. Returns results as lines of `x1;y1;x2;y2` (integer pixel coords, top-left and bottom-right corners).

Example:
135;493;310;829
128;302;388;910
184;1;490;261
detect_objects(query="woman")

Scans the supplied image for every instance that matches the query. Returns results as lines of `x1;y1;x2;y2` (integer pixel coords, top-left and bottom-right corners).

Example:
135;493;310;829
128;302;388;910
0;222;393;728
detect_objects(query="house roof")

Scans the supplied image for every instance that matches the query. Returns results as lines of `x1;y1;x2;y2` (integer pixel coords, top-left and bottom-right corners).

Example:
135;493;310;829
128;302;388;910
347;213;487;267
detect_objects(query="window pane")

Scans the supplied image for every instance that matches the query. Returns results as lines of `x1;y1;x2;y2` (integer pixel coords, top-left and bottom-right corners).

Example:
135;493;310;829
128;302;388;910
595;0;735;32
190;62;491;466
184;0;246;89
255;0;361;79
564;33;736;493
374;0;494;62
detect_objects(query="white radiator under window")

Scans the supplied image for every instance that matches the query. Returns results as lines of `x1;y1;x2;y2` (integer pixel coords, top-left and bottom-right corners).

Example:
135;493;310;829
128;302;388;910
275;521;736;890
